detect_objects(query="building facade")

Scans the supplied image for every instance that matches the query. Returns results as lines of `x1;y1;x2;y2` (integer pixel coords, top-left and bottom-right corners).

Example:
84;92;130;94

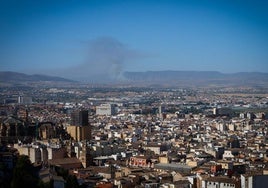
96;104;116;116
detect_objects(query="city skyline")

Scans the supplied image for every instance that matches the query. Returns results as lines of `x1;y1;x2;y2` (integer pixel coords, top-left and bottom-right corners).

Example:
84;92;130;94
1;0;268;81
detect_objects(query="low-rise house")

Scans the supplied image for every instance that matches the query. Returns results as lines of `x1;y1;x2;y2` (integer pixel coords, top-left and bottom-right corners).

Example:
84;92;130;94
129;156;153;168
154;163;192;175
200;176;241;188
48;157;82;170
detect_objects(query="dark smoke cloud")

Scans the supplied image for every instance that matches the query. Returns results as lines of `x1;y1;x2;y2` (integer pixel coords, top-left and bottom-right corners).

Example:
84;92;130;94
71;37;147;82
36;37;149;82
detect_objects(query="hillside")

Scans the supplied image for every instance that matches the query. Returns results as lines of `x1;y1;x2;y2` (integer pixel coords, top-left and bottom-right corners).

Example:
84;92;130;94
0;71;76;84
123;71;268;87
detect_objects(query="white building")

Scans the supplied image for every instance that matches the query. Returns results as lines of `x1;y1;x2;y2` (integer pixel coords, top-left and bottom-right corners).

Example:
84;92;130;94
96;104;116;116
241;174;268;188
201;176;239;188
18;96;32;104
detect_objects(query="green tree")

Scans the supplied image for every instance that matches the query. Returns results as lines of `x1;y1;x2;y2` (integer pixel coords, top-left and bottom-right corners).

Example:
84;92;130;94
11;155;40;188
66;175;79;188
55;166;79;188
0;161;12;188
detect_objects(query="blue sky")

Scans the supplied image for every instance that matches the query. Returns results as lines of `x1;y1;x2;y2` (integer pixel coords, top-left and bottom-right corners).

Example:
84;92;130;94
0;0;268;80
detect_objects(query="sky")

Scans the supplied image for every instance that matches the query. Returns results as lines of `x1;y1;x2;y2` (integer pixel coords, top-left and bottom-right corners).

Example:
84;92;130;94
0;0;268;81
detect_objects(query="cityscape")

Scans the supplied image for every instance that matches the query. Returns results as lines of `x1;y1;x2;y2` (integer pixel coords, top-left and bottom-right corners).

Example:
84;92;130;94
1;0;268;188
0;79;268;188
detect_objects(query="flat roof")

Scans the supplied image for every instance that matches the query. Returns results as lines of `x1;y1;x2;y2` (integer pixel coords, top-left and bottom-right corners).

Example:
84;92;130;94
155;163;192;169
154;163;192;173
48;157;81;166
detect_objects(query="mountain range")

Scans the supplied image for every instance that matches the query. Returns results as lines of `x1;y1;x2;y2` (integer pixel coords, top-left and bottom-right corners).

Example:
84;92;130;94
123;71;268;87
0;71;75;84
1;71;268;87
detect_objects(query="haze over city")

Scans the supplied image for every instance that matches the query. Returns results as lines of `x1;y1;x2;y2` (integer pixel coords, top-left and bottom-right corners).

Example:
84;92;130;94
2;1;268;188
1;0;268;81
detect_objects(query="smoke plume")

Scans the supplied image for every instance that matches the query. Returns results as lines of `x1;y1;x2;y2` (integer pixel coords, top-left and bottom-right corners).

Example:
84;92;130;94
75;37;145;82
41;37;148;83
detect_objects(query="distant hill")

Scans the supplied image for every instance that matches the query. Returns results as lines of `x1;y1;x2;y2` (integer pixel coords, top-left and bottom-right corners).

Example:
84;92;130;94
1;71;268;87
123;71;268;87
0;71;76;84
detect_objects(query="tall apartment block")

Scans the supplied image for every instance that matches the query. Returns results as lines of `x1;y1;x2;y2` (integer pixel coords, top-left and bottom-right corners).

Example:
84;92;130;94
67;110;91;141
